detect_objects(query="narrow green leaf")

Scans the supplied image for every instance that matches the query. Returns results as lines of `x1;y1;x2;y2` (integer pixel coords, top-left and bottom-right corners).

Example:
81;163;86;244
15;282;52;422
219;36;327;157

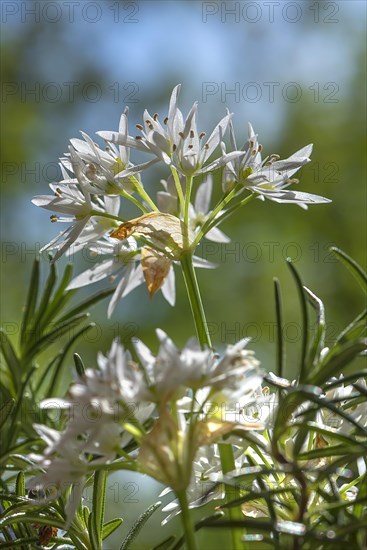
336;309;366;346
293;421;367;451
119;501;161;550
102;518;123;540
88;511;99;550
47;323;96;396
286;260;309;382
25;313;89;362
304;286;326;367
297;389;367;436
39;263;75;329
57;288;115;324
273;278;285;379
331;247;367;294
73;353;85;377
310;339;366;386
91;470;107;550
0;537;39;548
324;369;367;390
15;472;24;496
34;352;63;395
28;260;57;343
299;444;365;460
0;398;15;430
82;505;89;527
0;330;21;394
20;258;40;347
354;473;367;519
0;512;65;529
5;364;37;453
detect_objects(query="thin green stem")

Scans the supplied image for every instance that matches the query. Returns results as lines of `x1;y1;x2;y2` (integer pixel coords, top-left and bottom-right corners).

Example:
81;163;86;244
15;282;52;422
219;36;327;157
180;253;212;348
206;192;255;231
90;210;125;223
219;444;245;550
120;190;148;213
129;175;159;212
171;167;186;216
192;185;240;248
184;175;193;248
176;490;198;550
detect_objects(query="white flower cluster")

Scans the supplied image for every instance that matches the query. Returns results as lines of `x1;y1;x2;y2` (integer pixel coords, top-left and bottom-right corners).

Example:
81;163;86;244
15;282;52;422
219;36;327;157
32;85;330;316
30;332;263;522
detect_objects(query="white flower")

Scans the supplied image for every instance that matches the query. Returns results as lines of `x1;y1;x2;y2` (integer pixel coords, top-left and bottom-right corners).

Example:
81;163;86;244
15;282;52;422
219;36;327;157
29;426;91;526
40;339;155;454
66;109;141;195
32;147;112;260
224;120;331;209
98;84;243;177
133;330;262;403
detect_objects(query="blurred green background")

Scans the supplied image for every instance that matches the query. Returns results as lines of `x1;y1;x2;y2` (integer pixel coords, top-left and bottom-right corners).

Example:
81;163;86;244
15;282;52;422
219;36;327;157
1;1;366;548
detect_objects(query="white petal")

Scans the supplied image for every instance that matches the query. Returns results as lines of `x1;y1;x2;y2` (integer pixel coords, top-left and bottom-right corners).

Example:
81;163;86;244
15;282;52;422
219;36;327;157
194;176;212;214
192;255;218;269
201;113;232;164
161;265;176;306
66;259;117;289
205;226;230;243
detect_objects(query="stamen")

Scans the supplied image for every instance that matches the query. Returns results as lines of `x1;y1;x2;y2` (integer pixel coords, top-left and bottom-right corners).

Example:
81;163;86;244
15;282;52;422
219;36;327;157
199;132;206;139
164;117;168;125
172;144;177;152
135;136;143;140
188;144;193;149
258;144;263;152
190;130;195;138
249;140;254;148
251;150;257;155
178;132;185;139
50;215;58;223
204;144;209;150
153;113;159;121
136;124;143;130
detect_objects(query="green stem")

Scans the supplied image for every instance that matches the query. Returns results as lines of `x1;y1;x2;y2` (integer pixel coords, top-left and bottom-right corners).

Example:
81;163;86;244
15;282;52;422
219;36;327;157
180;253;212;348
129;175;159;212
120;190;148;213
176;490;198;550
184;175;193;248
90;210;125;223
207;193;255;231
171;167;186;216
219;444;245;550
192;185;240;248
